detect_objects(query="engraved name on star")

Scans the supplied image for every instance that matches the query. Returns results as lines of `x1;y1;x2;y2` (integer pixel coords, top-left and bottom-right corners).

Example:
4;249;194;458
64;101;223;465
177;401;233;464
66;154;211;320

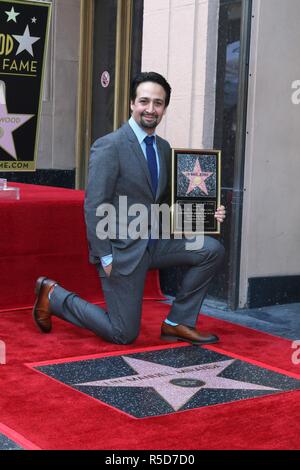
0;81;34;160
75;356;278;411
5;6;20;23
12;25;40;57
182;159;213;195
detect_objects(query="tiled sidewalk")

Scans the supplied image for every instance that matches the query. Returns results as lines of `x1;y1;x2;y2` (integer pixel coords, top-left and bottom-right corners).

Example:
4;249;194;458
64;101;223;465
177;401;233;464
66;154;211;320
163;295;300;340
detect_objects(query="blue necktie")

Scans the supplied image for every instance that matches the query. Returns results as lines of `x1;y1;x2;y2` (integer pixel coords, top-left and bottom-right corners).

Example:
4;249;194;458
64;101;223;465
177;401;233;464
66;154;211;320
144;135;158;197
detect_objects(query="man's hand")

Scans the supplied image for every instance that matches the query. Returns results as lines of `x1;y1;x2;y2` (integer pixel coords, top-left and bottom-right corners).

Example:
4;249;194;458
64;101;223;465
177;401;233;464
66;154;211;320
103;263;112;277
214;205;226;223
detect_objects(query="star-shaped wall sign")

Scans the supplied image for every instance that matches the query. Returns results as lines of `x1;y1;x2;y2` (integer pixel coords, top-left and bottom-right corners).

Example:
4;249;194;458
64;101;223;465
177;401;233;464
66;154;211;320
0;81;34;160
5;6;20;23
13;25;40;57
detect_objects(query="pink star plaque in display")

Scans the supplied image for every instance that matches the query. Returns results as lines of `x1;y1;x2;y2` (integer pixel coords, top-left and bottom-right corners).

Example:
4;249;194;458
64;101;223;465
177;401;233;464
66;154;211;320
171;148;221;235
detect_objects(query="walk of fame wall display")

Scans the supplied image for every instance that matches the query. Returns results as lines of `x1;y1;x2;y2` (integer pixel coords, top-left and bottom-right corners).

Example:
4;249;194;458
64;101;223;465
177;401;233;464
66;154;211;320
0;0;51;171
171;149;221;235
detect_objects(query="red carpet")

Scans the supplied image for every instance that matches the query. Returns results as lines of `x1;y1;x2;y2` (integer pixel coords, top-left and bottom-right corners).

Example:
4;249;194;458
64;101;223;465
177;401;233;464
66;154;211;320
0;183;164;313
0;422;40;450
1;184;300;449
1;305;300;449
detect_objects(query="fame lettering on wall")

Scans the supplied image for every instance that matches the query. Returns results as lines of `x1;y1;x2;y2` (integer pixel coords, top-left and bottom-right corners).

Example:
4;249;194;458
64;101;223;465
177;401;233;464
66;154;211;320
0;0;51;171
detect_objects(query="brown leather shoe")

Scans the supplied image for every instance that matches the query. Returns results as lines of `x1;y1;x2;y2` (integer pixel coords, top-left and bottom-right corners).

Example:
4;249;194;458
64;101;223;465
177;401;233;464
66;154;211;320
161;322;219;345
32;277;57;333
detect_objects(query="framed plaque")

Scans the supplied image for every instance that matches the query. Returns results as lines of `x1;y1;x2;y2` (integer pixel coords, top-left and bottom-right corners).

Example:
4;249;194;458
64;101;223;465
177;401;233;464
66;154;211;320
171;149;221;235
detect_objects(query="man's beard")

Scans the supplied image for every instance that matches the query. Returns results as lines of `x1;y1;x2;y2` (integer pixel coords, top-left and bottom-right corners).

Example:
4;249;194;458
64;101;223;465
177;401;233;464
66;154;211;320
140;114;159;129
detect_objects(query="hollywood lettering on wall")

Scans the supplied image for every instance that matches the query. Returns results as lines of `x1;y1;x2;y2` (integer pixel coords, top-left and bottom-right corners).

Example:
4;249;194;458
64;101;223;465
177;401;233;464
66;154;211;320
0;0;51;171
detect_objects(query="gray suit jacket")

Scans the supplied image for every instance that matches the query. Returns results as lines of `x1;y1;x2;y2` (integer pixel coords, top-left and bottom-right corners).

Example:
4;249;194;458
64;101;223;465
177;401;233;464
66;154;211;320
84;121;171;276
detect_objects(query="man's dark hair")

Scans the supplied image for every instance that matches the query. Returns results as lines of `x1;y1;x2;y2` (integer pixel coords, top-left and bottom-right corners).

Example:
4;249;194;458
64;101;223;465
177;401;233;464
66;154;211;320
130;72;172;107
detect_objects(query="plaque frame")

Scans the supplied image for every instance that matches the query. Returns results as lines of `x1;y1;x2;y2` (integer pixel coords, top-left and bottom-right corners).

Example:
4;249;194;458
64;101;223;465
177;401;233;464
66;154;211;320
171;148;221;235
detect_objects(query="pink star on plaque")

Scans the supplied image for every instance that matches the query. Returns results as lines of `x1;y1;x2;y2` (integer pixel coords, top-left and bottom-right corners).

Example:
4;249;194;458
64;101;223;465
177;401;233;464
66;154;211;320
182;158;213;195
0;81;34;160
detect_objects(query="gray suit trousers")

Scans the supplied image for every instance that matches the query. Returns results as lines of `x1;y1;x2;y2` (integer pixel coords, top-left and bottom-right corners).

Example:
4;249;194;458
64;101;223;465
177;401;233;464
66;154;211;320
49;236;224;344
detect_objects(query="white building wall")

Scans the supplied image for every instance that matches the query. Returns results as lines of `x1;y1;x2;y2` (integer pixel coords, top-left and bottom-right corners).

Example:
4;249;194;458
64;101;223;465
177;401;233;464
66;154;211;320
239;0;300;306
142;0;219;149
